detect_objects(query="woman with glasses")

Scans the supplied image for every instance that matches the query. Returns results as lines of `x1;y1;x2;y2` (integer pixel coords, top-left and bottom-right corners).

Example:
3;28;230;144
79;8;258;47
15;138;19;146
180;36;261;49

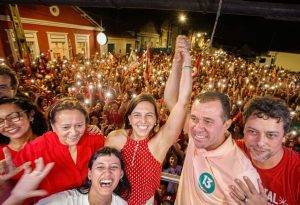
0;97;48;160
1;97;105;203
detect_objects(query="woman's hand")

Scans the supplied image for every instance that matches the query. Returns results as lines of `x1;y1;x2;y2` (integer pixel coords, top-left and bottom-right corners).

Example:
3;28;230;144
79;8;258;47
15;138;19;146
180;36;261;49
173;35;191;67
178;36;192;104
3;158;54;205
0;147;30;186
87;124;103;135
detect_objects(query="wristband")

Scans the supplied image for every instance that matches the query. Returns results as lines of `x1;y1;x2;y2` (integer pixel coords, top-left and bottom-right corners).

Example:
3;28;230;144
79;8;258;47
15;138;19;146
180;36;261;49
183;65;192;69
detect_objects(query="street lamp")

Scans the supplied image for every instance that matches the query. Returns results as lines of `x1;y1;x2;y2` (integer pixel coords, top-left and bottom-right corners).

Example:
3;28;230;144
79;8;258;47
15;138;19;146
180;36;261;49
178;13;187;23
97;32;107;45
97;20;107;46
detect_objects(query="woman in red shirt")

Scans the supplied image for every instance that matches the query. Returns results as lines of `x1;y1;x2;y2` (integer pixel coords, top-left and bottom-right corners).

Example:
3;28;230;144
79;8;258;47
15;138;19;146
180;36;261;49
0;97;48;160
3;97;105;203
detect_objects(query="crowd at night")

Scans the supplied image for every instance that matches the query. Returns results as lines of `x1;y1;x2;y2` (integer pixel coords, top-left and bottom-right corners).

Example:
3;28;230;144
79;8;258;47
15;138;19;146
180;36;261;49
4;47;299;138
0;2;300;200
1;0;300;203
1;44;299;203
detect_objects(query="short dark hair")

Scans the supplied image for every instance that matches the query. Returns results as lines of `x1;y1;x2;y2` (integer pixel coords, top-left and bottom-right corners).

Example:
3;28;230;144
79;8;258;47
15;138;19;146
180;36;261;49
0;65;19;90
0;97;48;144
243;96;291;134
194;92;231;121
124;93;159;129
77;146;131;199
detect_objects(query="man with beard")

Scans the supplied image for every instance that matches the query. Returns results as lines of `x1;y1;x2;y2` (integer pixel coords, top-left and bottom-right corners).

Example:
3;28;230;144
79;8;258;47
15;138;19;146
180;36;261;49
234;97;299;205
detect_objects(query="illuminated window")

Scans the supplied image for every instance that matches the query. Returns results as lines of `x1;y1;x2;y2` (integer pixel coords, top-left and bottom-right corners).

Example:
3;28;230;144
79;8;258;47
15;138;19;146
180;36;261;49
74;34;90;58
47;32;69;60
6;29;40;60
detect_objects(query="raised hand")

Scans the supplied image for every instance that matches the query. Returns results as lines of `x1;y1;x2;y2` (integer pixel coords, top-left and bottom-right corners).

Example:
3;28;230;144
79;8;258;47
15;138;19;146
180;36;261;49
0;147;30;186
173;35;191;67
3;158;54;205
173;36;184;66
164;35;192;111
177;36;192;104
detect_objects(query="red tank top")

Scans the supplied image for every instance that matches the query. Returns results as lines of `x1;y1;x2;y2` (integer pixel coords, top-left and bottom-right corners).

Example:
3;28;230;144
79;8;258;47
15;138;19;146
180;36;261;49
121;131;162;204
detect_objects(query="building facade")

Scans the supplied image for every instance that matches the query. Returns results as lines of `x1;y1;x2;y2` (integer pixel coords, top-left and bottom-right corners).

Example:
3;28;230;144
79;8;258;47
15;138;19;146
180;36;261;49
0;5;101;61
100;34;136;56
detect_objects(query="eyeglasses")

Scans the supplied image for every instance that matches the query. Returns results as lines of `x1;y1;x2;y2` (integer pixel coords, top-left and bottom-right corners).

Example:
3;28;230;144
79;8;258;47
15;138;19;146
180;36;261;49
0;111;27;129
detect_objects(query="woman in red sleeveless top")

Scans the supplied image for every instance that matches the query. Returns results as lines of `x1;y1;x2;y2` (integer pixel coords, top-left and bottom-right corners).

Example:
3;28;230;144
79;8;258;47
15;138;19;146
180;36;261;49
105;35;192;204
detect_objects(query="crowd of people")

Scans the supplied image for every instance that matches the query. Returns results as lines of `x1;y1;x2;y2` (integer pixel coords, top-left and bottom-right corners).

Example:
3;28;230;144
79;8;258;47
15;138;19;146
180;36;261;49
3;40;299;141
0;34;299;205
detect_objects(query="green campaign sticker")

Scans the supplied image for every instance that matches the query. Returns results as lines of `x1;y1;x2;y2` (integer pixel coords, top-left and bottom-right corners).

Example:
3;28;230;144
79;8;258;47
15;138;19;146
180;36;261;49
198;172;215;194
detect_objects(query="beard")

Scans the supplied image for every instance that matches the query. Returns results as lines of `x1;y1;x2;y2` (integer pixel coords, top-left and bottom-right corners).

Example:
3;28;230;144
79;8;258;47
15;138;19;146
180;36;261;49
249;146;273;162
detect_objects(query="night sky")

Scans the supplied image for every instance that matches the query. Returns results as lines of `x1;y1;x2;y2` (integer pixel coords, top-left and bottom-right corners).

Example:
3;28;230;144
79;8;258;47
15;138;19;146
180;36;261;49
82;7;300;54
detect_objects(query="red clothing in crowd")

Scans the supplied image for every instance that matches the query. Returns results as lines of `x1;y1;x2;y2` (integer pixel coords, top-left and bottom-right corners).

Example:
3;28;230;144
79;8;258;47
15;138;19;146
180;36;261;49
0;145;18;160
107;111;122;125
237;140;300;205
13;131;105;199
121;133;162;205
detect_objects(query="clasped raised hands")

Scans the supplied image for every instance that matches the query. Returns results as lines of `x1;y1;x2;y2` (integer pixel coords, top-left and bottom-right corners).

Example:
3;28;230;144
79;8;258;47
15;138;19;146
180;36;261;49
173;35;191;68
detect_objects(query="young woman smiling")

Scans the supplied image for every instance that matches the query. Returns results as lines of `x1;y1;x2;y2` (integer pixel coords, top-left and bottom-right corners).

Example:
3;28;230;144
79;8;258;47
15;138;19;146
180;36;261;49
2;147;130;205
3;97;105;203
105;35;192;204
0;97;48;160
36;147;130;205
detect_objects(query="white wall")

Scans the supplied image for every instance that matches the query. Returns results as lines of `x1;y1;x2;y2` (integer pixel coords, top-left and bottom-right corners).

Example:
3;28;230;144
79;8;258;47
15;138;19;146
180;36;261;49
101;36;136;55
270;51;300;72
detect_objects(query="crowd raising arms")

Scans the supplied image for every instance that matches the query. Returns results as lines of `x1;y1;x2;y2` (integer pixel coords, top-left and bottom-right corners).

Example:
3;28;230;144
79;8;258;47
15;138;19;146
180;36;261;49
0;35;192;204
2;34;296;205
